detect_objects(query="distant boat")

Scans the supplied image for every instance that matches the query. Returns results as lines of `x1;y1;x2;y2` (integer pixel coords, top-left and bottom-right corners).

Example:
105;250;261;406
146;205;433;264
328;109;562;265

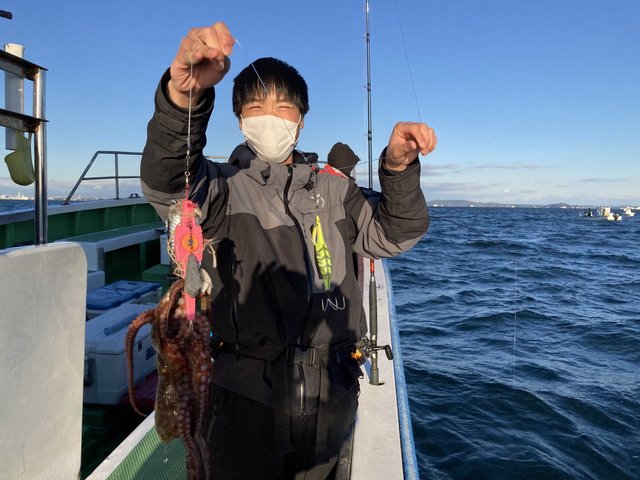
598;207;622;221
582;207;622;221
622;207;635;217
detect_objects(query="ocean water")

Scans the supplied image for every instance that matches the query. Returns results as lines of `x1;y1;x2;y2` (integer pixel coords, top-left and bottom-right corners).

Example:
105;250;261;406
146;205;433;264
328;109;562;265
0;199;65;213
387;207;640;479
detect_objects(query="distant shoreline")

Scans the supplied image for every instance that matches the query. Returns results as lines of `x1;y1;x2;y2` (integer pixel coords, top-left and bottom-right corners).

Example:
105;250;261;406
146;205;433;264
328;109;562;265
427;200;640;209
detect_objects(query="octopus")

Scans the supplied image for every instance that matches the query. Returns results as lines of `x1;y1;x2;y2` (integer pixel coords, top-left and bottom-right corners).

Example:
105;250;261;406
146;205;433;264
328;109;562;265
126;278;212;480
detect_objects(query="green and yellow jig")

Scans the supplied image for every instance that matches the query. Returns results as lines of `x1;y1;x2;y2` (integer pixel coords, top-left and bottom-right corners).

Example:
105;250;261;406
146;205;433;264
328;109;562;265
311;214;332;291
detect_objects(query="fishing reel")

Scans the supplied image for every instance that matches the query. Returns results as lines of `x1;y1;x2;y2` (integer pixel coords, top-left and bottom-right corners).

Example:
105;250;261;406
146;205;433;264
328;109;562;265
352;336;393;366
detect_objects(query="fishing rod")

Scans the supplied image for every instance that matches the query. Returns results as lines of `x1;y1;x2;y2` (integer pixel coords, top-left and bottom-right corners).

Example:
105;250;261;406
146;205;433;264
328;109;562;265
364;0;393;386
366;0;373;192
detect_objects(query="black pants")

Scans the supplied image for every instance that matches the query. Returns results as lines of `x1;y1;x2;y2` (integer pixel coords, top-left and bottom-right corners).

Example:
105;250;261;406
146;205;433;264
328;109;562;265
207;385;358;480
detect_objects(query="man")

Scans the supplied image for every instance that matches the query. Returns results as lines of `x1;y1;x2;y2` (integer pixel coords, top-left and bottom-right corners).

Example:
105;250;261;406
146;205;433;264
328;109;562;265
323;142;358;178
141;21;436;480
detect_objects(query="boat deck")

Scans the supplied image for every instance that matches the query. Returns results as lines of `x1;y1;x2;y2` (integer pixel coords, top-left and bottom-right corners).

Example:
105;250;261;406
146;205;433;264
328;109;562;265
351;259;406;479
87;413;186;479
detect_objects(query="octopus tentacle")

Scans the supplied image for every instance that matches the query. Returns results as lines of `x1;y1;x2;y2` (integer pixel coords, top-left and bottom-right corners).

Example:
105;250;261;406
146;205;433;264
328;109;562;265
125;310;155;416
159;279;186;340
183;433;201;480
191;296;212;480
190;312;212;430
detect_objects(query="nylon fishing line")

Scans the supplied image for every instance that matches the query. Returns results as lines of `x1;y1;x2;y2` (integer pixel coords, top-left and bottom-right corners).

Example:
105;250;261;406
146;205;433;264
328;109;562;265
392;0;423;124
386;2;520;384
235;39;329;242
428;214;521;385
233;38;314;166
185;62;193;190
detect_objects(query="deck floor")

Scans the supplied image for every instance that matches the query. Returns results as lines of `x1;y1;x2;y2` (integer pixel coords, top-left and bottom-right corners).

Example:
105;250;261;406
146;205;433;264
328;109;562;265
87;413;186;480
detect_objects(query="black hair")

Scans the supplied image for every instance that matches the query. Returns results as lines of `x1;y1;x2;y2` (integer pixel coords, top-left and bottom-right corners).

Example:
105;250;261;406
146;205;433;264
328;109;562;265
232;57;309;118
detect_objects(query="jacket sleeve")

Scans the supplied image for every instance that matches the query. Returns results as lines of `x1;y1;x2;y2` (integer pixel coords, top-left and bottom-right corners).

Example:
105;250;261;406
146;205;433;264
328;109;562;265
140;70;228;233
346;151;429;258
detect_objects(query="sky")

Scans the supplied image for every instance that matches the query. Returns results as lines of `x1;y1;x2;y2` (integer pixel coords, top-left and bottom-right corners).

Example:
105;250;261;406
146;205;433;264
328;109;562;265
1;0;639;205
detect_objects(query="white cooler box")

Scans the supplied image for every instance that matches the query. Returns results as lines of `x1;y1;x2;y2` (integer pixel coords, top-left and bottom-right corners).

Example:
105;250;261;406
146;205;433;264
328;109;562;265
84;303;157;405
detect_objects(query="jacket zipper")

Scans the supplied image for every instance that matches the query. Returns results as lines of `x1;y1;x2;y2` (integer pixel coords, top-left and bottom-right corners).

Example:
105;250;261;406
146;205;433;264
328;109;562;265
283;165;313;303
298;362;306;417
284;165;312;417
230;254;241;343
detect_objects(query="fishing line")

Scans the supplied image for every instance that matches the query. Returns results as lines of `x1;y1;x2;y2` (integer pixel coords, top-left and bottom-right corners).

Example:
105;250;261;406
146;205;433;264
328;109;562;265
429;213;520;385
185;62;193;190
233;38;313;165
392;0;423;123
239;13;385;381
387;2;520;384
233;36;329;244
240;31;381;179
345;0;425;184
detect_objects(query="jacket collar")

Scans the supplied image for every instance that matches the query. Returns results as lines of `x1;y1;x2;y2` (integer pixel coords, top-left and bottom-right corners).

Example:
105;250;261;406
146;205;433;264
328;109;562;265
228;144;318;191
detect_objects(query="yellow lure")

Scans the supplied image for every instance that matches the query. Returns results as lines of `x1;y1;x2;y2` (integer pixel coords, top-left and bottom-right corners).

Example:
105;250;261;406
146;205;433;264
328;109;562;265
311;214;332;291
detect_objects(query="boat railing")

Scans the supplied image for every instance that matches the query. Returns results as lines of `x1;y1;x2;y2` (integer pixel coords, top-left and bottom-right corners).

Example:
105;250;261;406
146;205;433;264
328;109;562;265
64;152;229;204
64;150;143;204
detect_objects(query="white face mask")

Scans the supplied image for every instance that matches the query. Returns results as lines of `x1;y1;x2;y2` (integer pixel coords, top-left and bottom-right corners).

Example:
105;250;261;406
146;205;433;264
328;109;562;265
241;114;301;164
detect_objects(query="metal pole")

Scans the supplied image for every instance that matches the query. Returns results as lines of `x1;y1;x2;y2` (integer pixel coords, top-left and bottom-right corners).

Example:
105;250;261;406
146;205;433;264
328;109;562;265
115;152;120;199
365;0;381;386
4;44;24;150
33;68;47;244
64;151;100;204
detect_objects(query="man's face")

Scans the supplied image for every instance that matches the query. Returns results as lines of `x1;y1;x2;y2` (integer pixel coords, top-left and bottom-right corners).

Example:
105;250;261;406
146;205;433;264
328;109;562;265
239;91;304;135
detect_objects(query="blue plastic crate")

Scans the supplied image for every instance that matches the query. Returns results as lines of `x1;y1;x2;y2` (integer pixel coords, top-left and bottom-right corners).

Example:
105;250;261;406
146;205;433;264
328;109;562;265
86;281;161;317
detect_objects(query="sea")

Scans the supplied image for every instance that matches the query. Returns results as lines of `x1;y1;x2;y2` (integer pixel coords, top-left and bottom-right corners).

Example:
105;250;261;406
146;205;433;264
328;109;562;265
0;199;65;213
2;200;638;479
387;207;639;480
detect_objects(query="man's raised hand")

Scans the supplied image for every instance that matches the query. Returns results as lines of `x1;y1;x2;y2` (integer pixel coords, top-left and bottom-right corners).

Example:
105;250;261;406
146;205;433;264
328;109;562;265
384;122;437;172
168;22;235;107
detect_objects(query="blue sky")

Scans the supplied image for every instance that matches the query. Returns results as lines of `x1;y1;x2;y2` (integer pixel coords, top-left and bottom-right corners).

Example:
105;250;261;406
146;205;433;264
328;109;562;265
1;0;639;205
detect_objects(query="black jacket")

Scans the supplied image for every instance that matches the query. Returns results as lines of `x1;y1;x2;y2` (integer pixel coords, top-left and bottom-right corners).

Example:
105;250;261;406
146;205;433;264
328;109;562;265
141;71;429;409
